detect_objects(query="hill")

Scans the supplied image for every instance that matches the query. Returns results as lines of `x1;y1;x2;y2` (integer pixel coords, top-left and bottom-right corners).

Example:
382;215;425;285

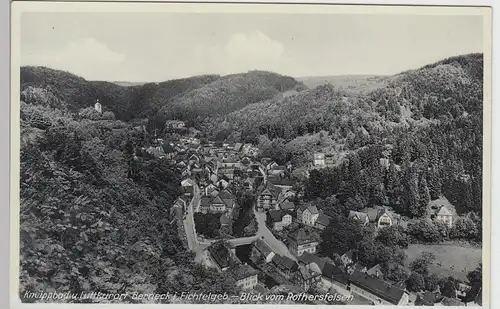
20;66;221;121
20;67;304;124
157;70;307;123
297;75;388;95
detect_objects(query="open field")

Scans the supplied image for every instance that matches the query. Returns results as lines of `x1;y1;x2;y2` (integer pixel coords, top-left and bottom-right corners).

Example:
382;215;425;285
404;243;482;282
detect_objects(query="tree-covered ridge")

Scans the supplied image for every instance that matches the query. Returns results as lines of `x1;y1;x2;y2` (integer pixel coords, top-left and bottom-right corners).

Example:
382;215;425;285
297;54;483;224
212;53;482;145
20;66;306;124
19;101;238;303
158;70;307;122
20;66;221;121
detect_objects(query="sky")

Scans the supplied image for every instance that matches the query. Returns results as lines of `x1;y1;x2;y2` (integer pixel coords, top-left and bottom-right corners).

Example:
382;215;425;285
20;11;484;82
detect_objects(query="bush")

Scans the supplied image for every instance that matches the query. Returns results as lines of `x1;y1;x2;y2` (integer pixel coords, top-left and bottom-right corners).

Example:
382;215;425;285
407;219;444;243
406;272;425;292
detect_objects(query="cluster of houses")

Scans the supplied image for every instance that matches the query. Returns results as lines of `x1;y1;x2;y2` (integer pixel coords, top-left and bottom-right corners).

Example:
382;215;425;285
164;122;469;305
348;204;454;229
205;236;481;306
205;237;411;305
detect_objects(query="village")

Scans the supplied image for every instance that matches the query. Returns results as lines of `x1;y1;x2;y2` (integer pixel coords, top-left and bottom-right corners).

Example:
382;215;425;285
138;118;482;307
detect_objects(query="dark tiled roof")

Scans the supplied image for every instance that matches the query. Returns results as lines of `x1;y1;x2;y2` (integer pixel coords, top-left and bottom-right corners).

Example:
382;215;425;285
297;252;326;270
220;213;231;225
253;238;274;257
349;210;369;222
353;262;366;271
416;292;440;305
222;198;234;208
440;297;464;306
268;210;284;223
360;208;380;222
306;205;319;215
297;265;319;281
200;196;211;207
288;228;318;245
230;264;258;281
208;242;232;269
268;176;296;187
273;165;287;170
367;264;383;277
219;189;235;201
349;271;406;305
343;250;354;260
273;255;298;272
315;213;331;226
280;201;295;210
322;263;349;284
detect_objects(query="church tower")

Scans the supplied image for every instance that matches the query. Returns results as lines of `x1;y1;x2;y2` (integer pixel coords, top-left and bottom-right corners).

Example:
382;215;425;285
94;98;102;114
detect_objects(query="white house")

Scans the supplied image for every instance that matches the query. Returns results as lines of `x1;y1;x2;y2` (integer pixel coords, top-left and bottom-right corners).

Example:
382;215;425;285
298;205;320;226
94;99;102;114
313;153;325;166
376;210;393;229
435;206;453;228
267;210;293;231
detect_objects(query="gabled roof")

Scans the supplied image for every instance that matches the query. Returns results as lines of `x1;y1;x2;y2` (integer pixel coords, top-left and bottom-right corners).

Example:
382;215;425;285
230;263;258;281
181;178;194;186
349;271;406;305
297;252;326;270
222;198;235;208
437;206;453;216
349;210;369;222
253;238;274;257
211;195;225;205
353;262;366;271
175;196;188;205
260;186;278;198
200;195;212;207
416;291;441;305
366;264;383;277
220;213;232;225
280;201;295;211
288;228;318;245
272;255;298;272
207;242;233;270
297;265;319;281
305;205;319;215
234;143;243;151
439;297;464;306
360;208;380;222
315;214;331;227
268;210;284;223
219;189;235;200
377;209;393;220
322;263;349;284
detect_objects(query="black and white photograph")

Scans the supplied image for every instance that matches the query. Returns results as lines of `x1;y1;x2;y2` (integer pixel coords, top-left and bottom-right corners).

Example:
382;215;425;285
11;2;491;307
